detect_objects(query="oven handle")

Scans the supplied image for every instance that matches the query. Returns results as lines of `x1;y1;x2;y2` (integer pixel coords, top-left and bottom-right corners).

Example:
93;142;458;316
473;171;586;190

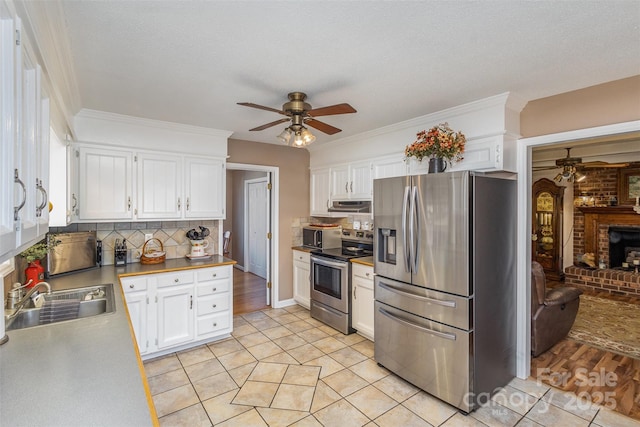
378;307;456;341
378;282;456;307
311;256;348;269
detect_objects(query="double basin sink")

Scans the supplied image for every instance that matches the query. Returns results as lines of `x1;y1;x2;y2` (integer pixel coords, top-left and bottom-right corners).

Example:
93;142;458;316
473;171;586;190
6;284;115;331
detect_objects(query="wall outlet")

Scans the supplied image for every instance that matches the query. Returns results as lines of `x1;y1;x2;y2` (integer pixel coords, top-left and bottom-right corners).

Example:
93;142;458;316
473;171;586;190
144;233;153;242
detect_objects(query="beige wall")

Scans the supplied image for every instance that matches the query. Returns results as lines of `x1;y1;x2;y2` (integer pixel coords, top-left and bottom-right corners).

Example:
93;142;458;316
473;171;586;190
521;75;640;137
227;139;310;302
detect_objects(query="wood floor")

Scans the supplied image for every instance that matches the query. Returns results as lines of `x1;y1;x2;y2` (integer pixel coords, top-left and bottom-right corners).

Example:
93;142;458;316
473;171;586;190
233;268;269;315
533;280;640;420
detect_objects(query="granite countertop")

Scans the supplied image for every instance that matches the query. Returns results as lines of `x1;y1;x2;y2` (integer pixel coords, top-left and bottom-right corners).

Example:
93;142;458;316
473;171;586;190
351;256;374;267
1;256;235;427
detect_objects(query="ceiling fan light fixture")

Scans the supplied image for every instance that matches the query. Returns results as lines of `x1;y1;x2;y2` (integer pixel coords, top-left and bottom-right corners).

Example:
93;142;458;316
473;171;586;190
554;173;563;183
276;128;292;144
574;171;586;183
292;131;305;147
300;128;315;145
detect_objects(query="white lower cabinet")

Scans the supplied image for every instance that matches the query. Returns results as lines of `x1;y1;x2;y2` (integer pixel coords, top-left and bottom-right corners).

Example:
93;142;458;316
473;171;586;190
351;262;374;340
121;264;233;358
292;249;310;309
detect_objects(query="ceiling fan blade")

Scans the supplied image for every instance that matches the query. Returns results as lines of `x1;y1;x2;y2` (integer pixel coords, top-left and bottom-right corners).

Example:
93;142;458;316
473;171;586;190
237;102;286;115
307;103;356;117
249;118;290;131
305;118;342;135
579;161;631;168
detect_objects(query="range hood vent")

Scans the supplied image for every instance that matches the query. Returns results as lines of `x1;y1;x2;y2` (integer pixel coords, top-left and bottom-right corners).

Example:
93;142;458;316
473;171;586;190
327;200;371;213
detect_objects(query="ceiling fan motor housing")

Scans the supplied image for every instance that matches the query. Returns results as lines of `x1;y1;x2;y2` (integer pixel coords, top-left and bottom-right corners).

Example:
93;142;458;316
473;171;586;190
283;92;311;116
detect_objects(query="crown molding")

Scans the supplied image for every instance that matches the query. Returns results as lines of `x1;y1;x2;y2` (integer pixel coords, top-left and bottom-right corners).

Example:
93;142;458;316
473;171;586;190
75;108;234;139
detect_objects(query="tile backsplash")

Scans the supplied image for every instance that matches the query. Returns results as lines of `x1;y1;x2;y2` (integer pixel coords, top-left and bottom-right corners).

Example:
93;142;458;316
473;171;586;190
50;220;220;266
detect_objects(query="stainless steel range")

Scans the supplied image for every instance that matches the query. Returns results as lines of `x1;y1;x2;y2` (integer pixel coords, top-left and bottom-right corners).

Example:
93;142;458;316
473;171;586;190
310;228;373;334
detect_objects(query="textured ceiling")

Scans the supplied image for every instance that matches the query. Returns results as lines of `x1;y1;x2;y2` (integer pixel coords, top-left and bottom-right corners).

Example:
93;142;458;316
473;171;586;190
60;1;640;147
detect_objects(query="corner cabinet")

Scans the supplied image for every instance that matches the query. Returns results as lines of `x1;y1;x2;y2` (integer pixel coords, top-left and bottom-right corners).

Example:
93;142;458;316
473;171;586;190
120;264;233;358
74;144;226;221
351;262;374;340
532;178;564;281
292;249;311;309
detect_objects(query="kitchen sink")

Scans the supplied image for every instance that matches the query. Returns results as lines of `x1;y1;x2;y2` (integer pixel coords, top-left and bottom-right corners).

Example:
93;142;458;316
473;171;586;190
6;284;115;331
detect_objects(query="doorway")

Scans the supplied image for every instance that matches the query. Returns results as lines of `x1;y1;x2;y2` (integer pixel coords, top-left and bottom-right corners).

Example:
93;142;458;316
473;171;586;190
224;163;279;314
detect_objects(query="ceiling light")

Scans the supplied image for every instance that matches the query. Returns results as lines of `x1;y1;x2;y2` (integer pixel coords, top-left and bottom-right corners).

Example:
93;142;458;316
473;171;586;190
276;128;292;144
300;128;315;145
292;132;305;147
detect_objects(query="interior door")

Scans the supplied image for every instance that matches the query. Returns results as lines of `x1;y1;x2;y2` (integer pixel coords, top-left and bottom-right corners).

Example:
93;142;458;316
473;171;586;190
246;177;268;279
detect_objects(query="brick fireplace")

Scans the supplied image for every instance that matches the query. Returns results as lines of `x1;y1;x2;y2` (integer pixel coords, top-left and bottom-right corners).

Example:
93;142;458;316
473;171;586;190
564;168;640;297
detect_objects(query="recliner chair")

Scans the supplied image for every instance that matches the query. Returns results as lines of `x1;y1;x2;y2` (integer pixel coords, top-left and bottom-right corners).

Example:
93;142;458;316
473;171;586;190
531;261;582;357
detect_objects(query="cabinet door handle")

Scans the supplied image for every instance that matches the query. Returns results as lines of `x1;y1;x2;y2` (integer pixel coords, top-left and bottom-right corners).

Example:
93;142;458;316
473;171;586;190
345;182;348;192
36;179;48;216
326;199;330;209
365;272;370;277
14;169;26;221
190;295;193;309
127;197;132;211
186;197;190;211
354;286;357;299
72;193;78;211
177;197;181;210
350;181;353;193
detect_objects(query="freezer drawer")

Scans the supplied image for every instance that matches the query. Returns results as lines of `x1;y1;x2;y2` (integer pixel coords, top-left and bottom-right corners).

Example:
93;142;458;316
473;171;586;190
375;275;471;331
374;301;473;412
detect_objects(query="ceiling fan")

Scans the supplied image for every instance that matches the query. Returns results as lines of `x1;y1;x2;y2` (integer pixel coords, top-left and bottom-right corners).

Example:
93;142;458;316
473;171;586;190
533;148;630;183
238;92;356;147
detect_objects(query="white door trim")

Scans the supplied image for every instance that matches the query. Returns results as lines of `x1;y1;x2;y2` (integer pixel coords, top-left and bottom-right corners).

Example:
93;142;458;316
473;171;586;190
244;176;268;279
515;120;640;379
227;163;280;308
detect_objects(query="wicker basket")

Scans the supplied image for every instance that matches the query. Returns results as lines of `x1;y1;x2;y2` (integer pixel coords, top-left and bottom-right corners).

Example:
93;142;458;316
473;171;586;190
140;238;166;265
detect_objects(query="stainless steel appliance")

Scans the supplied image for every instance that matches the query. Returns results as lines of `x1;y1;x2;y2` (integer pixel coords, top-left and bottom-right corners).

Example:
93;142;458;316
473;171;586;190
374;171;516;413
327;200;371;213
302;225;342;250
310;229;373;334
47;231;99;276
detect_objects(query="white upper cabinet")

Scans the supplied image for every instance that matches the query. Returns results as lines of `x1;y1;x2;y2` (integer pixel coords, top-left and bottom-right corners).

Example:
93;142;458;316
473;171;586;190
77;146;134;220
372;155;407;179
310;167;331;216
137;152;181;219
0;9;16;261
74;144;226;221
331;161;372;201
184;156;225;219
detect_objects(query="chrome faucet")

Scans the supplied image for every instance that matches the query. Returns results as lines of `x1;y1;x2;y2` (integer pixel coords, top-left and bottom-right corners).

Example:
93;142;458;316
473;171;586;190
5;282;51;325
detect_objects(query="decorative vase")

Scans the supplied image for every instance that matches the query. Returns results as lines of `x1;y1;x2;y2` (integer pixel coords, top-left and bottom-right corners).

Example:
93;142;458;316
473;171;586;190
24;260;45;287
428;157;447;173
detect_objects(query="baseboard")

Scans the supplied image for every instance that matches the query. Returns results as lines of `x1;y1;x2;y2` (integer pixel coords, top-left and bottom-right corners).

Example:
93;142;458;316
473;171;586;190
233;264;246;272
273;298;297;309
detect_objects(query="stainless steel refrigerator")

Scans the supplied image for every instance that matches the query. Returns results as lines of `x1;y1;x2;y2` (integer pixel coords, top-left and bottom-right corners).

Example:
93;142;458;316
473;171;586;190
373;171;516;413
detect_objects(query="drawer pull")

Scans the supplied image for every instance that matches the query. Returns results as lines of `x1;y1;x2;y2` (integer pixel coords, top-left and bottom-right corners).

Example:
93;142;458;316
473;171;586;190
365;272;370;277
129;284;134;289
213;322;217;327
212;304;217;308
213;273;217;277
379;307;456;341
212;287;217;292
378;282;456;308
174;278;179;283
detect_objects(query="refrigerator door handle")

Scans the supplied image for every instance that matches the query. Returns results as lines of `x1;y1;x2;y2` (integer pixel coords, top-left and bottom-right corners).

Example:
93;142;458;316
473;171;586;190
379;307;457;341
402;185;411;273
411;185;419;274
378;282;456;308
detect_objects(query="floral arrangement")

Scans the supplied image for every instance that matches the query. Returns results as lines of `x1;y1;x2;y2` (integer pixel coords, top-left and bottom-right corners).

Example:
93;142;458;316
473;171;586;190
405;122;466;162
19;236;59;263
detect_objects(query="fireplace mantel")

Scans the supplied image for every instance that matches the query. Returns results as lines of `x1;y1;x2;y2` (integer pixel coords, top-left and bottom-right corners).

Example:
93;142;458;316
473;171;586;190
578;206;640;255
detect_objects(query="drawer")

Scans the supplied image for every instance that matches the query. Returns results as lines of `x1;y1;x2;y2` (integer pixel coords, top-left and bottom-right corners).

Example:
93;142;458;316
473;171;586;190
197;312;231;336
156;271;195;287
121;276;147;293
352;263;374;281
197;293;230;316
196;266;230;282
293;250;310;263
375;275;470;330
197;279;230;297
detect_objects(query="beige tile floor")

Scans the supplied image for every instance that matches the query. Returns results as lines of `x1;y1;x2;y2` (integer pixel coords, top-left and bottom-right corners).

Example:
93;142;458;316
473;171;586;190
144;305;640;427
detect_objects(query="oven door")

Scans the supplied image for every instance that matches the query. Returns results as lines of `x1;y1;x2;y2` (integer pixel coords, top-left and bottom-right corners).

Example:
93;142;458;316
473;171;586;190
310;255;349;313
